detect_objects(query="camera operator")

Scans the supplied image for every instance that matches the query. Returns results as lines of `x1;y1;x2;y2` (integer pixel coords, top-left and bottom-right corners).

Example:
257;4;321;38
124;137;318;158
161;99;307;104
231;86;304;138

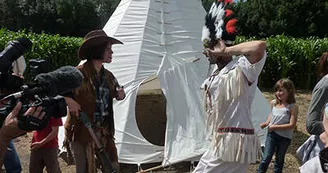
0;102;45;167
0;37;83;172
0;55;26;173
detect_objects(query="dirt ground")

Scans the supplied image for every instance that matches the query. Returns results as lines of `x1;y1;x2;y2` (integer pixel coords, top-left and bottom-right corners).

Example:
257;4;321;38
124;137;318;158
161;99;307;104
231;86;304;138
1;90;312;173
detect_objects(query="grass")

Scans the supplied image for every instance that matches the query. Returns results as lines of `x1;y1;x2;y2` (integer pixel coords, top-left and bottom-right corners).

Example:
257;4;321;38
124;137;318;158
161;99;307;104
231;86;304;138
1;91;312;173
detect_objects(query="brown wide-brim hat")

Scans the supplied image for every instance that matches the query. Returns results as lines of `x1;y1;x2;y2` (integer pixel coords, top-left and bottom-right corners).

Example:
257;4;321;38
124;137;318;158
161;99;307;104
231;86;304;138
78;29;123;60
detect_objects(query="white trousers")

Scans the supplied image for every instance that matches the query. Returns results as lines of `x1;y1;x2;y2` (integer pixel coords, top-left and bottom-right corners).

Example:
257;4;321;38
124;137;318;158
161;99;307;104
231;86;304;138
193;150;249;173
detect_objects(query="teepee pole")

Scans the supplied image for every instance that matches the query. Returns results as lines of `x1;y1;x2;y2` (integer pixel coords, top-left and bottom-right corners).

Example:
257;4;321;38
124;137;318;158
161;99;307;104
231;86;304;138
135;165;163;173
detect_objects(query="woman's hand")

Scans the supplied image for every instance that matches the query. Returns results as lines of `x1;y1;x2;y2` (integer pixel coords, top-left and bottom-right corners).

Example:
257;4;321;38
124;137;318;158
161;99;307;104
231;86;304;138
64;97;81;117
115;86;126;100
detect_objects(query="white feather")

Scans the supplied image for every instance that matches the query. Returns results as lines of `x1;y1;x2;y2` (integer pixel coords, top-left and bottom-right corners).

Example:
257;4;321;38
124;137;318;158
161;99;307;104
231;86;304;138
214;3;225;39
209;3;216;14
206;2;227;41
213;3;223;20
201;26;210;42
211;5;219;18
217;20;224;29
216;28;223;39
215;4;225;24
215;20;224;36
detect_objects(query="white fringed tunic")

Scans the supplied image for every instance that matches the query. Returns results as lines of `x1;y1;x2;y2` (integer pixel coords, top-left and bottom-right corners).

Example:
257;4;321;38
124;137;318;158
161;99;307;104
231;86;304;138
194;54;266;173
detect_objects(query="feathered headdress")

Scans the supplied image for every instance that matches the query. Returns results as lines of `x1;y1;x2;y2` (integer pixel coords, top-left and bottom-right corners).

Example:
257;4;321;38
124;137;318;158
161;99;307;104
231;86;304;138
201;0;237;49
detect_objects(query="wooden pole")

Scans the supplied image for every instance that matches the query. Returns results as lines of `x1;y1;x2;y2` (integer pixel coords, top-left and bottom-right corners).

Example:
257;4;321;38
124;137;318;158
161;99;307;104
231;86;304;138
135;165;163;173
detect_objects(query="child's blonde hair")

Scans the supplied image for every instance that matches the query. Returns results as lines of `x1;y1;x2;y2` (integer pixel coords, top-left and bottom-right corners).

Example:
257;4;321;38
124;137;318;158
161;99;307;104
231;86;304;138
274;78;296;104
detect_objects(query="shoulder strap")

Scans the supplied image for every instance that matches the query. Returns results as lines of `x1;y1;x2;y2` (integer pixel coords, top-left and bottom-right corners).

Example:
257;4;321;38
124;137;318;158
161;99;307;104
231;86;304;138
287;103;294;110
286;103;295;116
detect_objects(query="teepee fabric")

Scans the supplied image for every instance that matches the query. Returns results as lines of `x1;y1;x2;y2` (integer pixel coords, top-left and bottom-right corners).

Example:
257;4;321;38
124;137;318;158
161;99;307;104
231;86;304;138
102;0;210;165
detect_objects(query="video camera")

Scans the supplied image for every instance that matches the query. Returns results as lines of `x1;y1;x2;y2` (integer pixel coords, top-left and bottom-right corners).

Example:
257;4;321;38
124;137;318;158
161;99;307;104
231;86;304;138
0;38;83;131
0;82;69;131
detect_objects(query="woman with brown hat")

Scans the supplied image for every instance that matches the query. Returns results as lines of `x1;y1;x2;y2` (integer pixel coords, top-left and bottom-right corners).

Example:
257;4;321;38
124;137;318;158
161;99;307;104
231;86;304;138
63;29;125;173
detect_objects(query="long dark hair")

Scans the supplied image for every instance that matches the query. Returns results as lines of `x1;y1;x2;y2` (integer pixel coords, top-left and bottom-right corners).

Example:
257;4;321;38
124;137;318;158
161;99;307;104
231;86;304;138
318;52;328;80
274;78;296;104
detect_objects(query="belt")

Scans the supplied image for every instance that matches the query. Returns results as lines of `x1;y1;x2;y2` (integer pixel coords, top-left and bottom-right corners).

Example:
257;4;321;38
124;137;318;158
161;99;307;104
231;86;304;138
217;127;254;134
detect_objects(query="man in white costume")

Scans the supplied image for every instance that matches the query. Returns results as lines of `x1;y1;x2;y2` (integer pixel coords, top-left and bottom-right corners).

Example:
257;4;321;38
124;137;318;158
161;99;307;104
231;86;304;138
193;1;266;172
194;39;266;173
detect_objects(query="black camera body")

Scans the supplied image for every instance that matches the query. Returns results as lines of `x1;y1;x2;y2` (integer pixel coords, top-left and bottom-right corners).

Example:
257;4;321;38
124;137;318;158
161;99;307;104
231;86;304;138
0;38;67;130
29;59;49;77
0;94;67;130
0;73;24;91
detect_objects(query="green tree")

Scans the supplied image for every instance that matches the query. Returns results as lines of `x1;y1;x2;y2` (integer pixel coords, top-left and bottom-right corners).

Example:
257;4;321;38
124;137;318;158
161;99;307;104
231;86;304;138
0;0;21;31
235;0;328;38
0;0;121;37
56;0;101;36
18;0;58;34
95;0;121;26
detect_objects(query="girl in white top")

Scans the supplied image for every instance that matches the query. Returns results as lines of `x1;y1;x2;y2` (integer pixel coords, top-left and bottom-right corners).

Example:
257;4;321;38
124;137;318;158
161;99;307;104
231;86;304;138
258;78;298;173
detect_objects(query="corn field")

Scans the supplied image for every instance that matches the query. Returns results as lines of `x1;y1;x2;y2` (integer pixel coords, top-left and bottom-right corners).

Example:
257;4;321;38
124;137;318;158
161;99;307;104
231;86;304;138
237;35;328;89
1;29;328;89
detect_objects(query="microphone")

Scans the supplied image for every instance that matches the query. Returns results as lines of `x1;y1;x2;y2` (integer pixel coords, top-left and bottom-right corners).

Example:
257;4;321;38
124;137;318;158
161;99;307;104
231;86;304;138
34;66;84;97
2;66;83;100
